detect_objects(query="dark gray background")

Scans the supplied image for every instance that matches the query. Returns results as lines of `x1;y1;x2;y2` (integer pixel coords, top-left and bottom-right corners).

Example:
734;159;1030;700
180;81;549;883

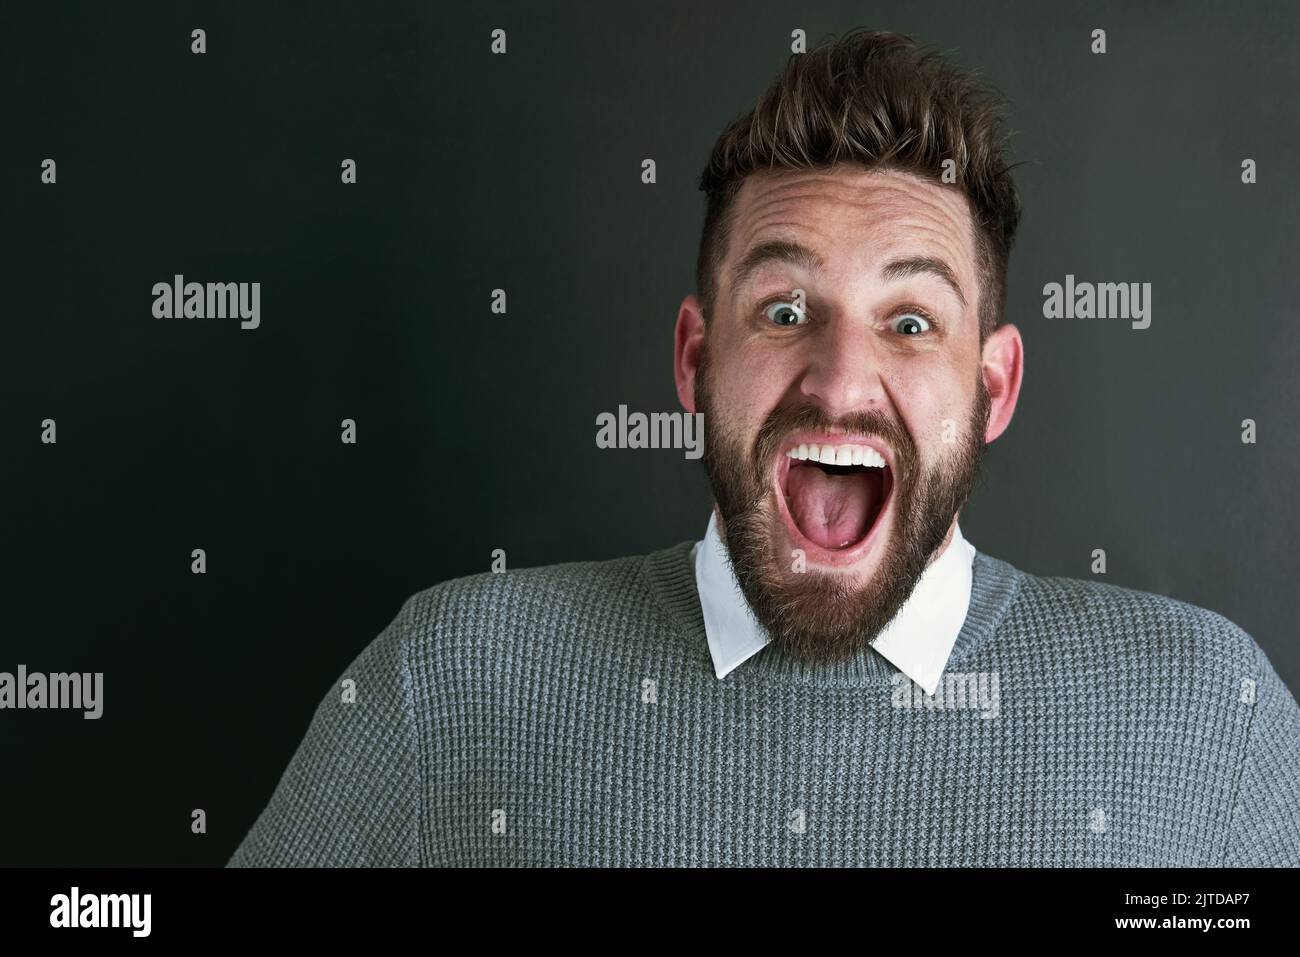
2;1;1297;864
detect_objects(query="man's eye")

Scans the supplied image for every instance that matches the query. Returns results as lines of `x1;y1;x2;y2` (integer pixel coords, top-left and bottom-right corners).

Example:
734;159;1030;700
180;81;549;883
891;312;932;335
764;301;808;326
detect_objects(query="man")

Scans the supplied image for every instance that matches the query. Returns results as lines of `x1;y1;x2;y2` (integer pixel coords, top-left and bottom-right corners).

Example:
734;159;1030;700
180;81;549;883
229;29;1299;867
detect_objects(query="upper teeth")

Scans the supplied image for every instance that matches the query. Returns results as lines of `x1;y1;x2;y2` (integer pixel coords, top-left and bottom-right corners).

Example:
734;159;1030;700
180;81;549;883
785;443;886;467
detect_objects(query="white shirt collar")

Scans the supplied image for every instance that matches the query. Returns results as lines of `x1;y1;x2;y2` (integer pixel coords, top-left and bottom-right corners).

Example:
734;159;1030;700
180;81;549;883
691;512;976;695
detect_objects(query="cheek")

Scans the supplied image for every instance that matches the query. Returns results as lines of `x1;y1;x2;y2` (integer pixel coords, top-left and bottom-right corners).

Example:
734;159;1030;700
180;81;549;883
714;344;795;430
888;367;973;461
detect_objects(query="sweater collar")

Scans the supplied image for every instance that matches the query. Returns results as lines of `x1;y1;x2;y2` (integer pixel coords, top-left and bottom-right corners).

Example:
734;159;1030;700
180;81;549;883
642;529;1022;689
691;511;975;695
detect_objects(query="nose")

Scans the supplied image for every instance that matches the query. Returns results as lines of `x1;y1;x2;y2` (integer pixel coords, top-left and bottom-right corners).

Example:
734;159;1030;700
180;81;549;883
797;317;884;417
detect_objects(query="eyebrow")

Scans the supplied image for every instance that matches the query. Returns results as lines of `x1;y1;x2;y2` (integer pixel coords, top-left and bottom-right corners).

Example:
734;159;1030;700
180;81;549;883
730;242;967;311
730;240;824;293
880;255;967;310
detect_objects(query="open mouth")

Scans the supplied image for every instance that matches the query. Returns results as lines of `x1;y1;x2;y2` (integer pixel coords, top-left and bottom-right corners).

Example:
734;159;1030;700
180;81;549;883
776;440;894;555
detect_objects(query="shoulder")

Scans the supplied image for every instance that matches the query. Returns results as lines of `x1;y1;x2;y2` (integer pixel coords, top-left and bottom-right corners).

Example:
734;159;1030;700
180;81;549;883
392;548;671;662
1000;557;1265;683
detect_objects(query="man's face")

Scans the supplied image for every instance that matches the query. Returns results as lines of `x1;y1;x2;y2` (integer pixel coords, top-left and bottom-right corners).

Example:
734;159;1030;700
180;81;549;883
685;165;1000;664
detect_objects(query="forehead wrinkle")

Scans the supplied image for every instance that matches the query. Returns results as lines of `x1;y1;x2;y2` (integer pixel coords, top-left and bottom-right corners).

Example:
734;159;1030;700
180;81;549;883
722;169;981;318
736;175;972;256
740;167;973;224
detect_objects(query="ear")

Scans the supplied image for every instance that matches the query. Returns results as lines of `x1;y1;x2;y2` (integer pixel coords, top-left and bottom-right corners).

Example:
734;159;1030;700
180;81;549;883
674;293;707;413
981;323;1024;443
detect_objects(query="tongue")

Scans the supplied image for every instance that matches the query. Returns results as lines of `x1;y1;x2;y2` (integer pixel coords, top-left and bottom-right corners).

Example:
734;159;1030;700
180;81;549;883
785;464;879;549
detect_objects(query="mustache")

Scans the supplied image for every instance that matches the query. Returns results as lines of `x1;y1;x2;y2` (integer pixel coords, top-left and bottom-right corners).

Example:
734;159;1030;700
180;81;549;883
751;403;919;485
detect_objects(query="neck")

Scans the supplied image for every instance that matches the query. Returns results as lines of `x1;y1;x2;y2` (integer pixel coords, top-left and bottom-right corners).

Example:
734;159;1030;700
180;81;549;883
928;516;960;568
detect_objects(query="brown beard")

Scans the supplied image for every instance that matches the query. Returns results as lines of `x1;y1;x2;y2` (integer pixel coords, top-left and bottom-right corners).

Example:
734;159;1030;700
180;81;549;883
694;341;991;665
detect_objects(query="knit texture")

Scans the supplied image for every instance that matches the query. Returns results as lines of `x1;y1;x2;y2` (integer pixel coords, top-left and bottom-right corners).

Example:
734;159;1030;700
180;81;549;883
228;543;1300;867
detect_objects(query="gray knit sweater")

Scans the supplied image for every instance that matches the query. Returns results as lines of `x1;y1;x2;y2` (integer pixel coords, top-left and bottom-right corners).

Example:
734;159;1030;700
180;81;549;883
228;543;1300;867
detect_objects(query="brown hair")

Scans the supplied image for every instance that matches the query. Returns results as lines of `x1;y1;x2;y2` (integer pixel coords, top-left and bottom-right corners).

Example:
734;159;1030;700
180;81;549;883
696;29;1021;340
